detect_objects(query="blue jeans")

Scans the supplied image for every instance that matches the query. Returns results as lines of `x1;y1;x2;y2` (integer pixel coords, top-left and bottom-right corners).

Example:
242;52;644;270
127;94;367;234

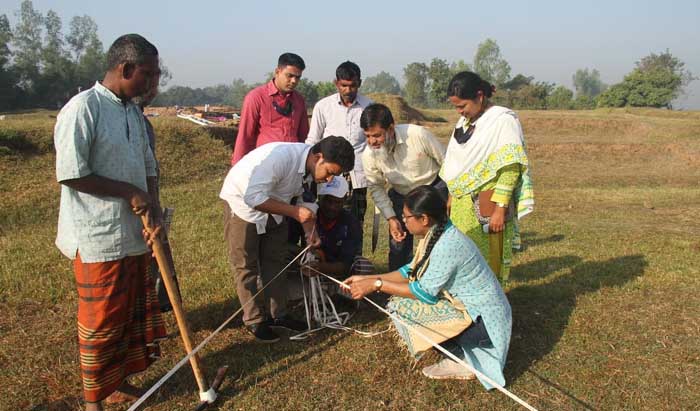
439;316;492;359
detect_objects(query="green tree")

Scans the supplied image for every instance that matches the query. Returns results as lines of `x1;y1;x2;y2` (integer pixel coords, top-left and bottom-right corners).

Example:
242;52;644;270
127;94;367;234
572;68;605;98
316;81;336;99
67;15;105;90
403;62;429;106
12;0;44;101
295;78;319;107
223;78;250;108
547;85;574;109
635;49;695;97
450;59;471;75
0;14;16;110
502;74;533;91
37;10;74;107
363;71;401;94
510;82;553;110
597;50;694;109
473;38;511;87
427;58;451;107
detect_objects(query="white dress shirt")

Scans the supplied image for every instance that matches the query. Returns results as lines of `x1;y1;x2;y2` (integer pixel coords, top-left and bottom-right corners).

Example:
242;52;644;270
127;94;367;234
305;93;372;189
220;142;312;234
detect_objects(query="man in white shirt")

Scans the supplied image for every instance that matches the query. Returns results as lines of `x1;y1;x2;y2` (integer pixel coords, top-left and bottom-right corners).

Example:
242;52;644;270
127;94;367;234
361;103;447;271
306;61;372;237
220;136;355;343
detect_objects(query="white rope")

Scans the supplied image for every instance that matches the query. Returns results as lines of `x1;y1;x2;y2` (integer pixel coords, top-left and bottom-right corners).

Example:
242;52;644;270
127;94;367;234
127;244;312;411
290;251;389;340
308;267;540;411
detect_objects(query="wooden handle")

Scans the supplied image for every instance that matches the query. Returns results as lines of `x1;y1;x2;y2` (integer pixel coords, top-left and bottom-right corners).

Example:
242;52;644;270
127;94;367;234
141;214;209;394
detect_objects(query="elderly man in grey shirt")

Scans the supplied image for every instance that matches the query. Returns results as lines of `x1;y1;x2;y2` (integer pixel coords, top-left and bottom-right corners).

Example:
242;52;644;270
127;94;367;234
306;61;372;239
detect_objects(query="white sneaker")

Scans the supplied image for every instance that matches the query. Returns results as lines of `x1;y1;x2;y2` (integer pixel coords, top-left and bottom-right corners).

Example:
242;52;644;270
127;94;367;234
421;357;476;380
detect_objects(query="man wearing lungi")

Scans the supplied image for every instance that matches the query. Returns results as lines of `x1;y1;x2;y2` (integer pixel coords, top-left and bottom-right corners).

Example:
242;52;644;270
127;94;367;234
54;33;166;411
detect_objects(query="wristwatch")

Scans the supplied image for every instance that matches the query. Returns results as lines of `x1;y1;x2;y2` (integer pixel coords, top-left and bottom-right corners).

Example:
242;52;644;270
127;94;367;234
374;279;383;292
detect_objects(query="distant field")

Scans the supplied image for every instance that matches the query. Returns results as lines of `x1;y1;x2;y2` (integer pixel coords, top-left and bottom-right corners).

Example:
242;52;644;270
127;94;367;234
1;107;699;411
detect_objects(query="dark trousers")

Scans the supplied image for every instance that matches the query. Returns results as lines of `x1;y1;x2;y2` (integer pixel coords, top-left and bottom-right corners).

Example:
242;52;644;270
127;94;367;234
440;316;492;359
387;179;448;271
345;187;367;250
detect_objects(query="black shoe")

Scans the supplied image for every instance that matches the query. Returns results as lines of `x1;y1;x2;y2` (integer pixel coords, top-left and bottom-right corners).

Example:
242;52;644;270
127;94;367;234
269;316;308;333
246;322;280;343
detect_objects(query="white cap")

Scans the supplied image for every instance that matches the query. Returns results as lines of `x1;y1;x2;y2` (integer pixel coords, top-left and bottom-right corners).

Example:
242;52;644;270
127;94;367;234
318;176;349;198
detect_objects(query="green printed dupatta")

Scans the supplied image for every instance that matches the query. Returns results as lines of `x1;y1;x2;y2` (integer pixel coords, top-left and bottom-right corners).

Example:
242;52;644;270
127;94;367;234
440;106;534;220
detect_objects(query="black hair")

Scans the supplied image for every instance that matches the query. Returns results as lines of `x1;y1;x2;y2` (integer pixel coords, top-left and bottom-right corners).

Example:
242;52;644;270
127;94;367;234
360;103;394;130
404;185;449;279
278;52;306;70
106;34;158;70
336;61;361;81
447;71;495;100
311;136;355;172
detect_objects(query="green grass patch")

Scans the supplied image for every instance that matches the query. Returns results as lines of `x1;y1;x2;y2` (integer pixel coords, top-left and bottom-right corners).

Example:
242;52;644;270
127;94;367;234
1;108;699;411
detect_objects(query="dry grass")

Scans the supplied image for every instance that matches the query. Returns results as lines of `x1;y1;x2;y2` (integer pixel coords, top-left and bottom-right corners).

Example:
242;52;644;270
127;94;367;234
1;107;699;411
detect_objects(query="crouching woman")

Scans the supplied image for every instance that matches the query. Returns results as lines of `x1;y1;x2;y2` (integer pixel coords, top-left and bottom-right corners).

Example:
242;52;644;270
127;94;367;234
342;185;512;389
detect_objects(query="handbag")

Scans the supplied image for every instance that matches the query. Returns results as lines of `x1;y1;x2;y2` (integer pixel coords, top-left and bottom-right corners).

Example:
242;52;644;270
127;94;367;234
472;189;514;226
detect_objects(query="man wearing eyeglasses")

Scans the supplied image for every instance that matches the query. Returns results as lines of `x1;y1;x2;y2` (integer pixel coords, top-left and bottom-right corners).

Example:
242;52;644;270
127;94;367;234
231;53;310;165
361;103;447;271
305;61;373;240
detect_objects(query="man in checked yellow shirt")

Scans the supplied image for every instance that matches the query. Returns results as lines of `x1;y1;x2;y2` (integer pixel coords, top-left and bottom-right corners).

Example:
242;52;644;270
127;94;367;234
360;103;447;271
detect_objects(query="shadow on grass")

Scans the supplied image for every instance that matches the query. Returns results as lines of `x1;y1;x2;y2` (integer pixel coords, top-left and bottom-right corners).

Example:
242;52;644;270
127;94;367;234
507;254;647;410
519;231;566;248
141;289;385;409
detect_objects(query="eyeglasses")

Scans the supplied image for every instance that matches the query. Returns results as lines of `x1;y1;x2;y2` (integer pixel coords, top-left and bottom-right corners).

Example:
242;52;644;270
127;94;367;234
453;124;476;144
402;213;422;222
273;100;293;117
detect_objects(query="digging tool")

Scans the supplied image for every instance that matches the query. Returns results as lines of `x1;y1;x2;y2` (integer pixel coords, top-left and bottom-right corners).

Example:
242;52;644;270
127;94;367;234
141;214;228;409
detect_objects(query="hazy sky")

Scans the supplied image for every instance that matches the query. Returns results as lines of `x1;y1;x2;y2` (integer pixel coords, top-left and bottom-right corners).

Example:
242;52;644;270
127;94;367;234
3;0;700;108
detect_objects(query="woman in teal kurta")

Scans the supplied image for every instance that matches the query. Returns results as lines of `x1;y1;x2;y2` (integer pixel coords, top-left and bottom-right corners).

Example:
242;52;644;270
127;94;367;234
343;185;512;389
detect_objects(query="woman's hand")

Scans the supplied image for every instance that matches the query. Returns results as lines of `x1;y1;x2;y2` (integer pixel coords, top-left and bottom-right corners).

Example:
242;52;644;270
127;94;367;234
489;206;506;233
342;276;377;300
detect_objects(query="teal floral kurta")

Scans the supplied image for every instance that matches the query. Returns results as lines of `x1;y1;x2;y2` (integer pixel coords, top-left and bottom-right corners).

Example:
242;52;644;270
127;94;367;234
391;222;512;390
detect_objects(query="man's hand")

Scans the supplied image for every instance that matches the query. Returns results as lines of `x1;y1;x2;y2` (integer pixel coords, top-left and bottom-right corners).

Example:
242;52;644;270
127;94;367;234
489;206;506;233
295;205;316;225
388;217;407;242
128;187;153;215
141;208;163;251
305;228;321;249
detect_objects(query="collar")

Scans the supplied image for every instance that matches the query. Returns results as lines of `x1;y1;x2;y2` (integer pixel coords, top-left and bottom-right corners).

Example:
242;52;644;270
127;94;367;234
267;79;293;97
334;92;362;108
393;124;408;145
94;81;127;106
299;145;312;178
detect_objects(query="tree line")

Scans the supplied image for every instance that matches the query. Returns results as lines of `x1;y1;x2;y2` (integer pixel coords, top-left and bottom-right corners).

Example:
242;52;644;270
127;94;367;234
0;1;694;111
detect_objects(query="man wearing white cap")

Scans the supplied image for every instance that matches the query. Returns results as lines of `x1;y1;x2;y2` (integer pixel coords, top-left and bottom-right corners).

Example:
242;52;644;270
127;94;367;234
302;176;374;278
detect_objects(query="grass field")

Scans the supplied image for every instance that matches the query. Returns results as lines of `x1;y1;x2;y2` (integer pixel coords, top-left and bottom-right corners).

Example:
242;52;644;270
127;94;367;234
1;107;699;411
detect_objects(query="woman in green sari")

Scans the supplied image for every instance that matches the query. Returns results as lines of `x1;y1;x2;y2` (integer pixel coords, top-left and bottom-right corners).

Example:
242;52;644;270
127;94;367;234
440;72;534;282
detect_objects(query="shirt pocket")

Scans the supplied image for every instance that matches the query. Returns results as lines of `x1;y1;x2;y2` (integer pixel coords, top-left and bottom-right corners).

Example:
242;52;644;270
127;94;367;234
79;197;121;254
